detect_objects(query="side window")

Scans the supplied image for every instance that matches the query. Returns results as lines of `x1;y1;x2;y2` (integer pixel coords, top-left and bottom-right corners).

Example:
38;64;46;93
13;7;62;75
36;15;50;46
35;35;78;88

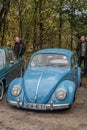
0;50;5;66
6;50;10;64
6;50;17;64
12;51;18;61
9;50;17;62
71;55;76;68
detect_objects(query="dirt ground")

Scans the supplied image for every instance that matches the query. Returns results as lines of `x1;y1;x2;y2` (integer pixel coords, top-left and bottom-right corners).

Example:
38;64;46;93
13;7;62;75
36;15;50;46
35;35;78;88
0;78;87;130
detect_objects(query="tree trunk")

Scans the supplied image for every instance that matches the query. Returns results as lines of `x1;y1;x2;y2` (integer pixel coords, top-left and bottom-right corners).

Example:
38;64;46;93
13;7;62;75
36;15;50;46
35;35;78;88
58;1;63;48
59;12;62;48
19;10;23;39
70;25;73;51
0;0;11;46
1;18;6;46
0;0;11;31
33;0;38;51
39;0;43;49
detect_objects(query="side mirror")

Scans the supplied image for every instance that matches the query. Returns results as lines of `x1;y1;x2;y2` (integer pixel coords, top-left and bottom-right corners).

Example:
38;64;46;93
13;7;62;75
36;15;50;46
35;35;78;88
10;61;14;64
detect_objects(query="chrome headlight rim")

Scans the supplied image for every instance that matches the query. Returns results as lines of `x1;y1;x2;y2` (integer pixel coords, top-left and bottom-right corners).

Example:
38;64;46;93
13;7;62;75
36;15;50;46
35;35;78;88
56;88;67;100
11;85;21;97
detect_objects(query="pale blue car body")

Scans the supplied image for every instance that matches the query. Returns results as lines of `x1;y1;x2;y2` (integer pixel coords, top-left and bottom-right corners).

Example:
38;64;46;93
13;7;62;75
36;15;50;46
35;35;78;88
7;49;81;110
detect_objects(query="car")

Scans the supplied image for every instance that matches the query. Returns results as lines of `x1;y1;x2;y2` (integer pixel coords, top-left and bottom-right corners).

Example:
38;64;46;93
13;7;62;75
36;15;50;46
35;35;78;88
7;48;81;110
0;48;24;100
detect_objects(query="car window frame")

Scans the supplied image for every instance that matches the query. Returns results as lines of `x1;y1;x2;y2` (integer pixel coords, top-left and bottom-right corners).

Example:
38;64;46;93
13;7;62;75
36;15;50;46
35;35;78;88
71;55;77;68
0;49;5;66
9;49;18;62
29;53;69;68
6;49;18;65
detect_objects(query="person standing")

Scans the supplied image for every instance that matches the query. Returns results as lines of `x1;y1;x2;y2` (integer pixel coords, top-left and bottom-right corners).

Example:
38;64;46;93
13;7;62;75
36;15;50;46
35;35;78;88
14;37;25;58
76;36;87;75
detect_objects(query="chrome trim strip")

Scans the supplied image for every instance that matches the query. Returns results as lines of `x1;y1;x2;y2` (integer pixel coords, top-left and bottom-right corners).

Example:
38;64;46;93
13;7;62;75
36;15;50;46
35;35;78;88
8;100;70;110
35;69;45;102
46;104;70;110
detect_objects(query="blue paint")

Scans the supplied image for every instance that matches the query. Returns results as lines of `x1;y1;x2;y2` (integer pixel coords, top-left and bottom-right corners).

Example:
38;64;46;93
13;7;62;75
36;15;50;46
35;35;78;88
7;48;81;110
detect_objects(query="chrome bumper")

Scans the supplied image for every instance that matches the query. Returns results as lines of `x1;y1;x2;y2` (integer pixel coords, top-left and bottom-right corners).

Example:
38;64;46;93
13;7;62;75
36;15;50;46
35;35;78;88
8;100;22;108
8;100;70;110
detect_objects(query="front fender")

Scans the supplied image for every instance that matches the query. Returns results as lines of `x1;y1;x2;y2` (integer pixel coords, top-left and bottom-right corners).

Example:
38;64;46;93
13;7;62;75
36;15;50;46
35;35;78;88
7;78;24;102
50;80;76;105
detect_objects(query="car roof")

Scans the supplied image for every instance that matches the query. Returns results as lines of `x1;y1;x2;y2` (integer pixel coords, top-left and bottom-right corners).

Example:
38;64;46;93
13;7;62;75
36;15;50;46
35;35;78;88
33;48;74;58
0;47;12;51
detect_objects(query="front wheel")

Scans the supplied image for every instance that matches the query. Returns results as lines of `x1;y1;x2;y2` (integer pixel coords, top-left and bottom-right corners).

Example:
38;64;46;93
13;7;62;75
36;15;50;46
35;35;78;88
0;84;4;100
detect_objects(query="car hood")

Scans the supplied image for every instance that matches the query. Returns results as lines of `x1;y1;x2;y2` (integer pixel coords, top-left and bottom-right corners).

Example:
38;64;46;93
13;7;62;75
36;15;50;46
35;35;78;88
23;67;70;104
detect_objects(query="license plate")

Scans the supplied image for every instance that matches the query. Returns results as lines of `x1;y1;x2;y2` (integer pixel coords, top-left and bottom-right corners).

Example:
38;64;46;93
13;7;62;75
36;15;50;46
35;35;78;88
24;103;46;110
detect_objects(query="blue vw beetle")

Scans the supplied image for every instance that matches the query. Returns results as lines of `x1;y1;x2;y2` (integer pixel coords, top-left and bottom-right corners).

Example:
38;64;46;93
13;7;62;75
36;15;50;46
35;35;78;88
7;49;81;110
0;48;23;100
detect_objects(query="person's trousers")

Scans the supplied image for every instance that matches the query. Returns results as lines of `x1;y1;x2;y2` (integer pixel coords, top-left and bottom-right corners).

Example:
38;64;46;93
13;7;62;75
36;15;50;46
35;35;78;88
78;56;87;74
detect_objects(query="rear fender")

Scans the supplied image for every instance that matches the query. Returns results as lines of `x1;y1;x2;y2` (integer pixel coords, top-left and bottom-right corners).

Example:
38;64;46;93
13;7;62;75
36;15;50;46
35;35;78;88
78;67;81;87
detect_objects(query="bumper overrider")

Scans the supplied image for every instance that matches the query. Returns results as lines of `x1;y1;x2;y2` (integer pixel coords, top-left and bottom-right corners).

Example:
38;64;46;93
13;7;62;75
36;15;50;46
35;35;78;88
8;100;70;110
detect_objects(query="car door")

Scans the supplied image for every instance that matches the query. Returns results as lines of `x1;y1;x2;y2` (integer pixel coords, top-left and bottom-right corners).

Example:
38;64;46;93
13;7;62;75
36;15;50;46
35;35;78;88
8;49;23;79
4;49;23;87
71;55;78;86
0;49;10;86
4;49;13;86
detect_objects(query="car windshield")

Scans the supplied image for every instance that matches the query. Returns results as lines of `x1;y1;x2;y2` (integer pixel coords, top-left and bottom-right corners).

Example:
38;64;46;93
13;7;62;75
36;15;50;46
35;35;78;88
30;53;69;68
0;50;5;66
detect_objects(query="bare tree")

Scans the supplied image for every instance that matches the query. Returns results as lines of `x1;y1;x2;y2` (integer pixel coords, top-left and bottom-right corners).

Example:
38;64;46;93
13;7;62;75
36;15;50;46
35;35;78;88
0;0;11;45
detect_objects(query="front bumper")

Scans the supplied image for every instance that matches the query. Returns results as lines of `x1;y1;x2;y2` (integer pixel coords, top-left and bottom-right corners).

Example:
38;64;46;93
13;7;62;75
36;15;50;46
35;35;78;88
8;100;70;110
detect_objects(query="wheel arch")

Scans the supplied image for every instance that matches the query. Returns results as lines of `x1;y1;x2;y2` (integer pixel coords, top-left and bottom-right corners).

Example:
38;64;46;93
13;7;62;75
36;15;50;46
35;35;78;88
78;67;81;86
0;78;6;89
0;79;5;100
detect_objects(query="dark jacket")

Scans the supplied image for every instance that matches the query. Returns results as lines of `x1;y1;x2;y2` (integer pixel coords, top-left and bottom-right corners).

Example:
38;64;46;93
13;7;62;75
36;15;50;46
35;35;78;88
14;41;25;57
76;41;87;57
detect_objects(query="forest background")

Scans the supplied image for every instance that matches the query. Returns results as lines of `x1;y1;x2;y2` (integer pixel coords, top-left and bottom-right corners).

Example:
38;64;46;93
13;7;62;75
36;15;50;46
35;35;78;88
0;0;87;57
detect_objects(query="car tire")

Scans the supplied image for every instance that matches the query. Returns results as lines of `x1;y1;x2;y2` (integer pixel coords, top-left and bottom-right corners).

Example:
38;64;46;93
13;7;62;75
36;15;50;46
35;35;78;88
0;83;4;100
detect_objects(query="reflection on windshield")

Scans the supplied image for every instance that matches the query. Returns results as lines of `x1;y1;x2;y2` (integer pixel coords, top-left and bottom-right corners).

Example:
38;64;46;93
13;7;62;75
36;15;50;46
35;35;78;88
0;51;5;66
30;53;69;68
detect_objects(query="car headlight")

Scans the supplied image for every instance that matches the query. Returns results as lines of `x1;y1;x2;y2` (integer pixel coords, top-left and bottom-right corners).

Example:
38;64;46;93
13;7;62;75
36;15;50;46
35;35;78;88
11;85;21;97
56;88;66;100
